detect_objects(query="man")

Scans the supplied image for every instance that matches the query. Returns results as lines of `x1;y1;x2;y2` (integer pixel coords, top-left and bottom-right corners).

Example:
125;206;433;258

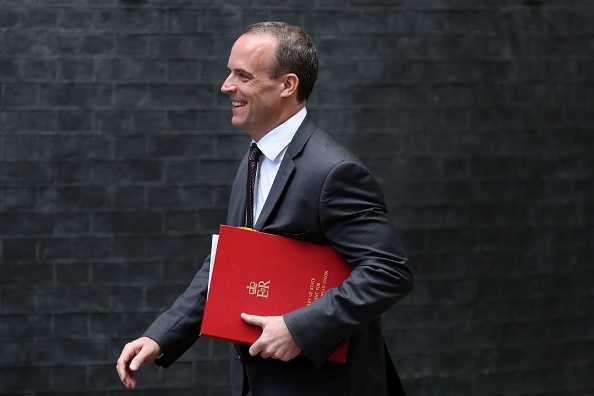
116;21;413;395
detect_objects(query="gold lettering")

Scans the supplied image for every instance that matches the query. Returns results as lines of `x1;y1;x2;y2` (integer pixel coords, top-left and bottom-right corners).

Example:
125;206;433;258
247;280;270;298
256;280;270;299
246;282;258;295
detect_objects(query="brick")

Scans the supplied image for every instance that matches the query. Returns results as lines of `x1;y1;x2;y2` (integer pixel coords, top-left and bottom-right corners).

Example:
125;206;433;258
148;186;181;208
165;211;195;232
10;6;56;28
2;187;37;211
115;33;150;55
201;59;229;83
112;237;146;259
167;110;199;131
90;312;163;338
94;111;135;133
196;207;227;230
164;161;197;182
197;159;241;183
152;34;214;57
39;32;114;55
96;59;165;81
95;111;166;134
55;262;89;285
114;136;146;159
53;213;90;234
147;135;212;157
53;314;89;339
0;7;19;28
36;339;108;364
202;9;243;31
48;365;88;392
56;110;92;132
39;136;111;160
214;135;250;157
35;287;109;314
4;30;37;54
41;83;111;107
71;237;111;260
92;261;162;286
0;367;49;393
135;111;166;134
147;235;202;260
33;236;69;264
19;58;56;80
112;186;146;209
38;187;110;211
0;315;51;340
57;7;94;28
168;9;199;31
148;84;212;107
0;213;54;236
169;60;199;81
58;59;93;80
0;110;54;132
97;8;165;30
92;161;162;183
146;284;189;311
0;341;35;367
55;162;92;183
114;84;149;107
108;286;144;312
1;288;36;314
0;262;52;286
93;212;161;234
2;135;38;160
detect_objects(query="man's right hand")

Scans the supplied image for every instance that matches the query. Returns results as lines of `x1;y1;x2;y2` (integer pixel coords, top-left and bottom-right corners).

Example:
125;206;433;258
116;336;162;389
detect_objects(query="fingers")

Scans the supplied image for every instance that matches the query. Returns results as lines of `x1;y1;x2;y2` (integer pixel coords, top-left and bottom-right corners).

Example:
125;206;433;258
241;312;265;328
242;314;301;361
116;337;162;389
116;348;138;389
248;333;264;357
241;313;268;357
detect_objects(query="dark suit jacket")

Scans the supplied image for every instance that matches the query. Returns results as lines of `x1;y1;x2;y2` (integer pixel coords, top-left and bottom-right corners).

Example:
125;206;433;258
144;115;414;395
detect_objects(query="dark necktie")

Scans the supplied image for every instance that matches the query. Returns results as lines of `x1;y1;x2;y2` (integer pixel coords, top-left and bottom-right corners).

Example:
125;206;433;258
246;143;262;229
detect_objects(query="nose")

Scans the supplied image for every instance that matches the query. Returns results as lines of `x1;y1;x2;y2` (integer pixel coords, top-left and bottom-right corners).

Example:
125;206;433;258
221;75;235;95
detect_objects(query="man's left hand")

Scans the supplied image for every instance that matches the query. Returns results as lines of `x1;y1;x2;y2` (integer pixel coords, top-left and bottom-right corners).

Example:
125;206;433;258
241;313;302;361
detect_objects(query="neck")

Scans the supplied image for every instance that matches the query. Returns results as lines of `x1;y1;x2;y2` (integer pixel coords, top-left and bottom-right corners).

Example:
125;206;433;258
249;103;306;142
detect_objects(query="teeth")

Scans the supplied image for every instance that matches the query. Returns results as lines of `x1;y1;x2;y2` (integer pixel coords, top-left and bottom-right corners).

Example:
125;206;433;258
232;101;246;107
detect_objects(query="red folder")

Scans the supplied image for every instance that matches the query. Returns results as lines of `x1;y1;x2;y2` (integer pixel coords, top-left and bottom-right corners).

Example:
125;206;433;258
200;225;351;363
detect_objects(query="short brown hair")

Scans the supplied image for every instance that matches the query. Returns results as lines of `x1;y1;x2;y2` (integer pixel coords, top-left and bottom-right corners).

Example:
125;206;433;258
243;22;318;103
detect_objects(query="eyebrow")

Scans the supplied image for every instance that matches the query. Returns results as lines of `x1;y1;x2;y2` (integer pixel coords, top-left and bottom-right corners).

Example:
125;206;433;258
229;66;254;78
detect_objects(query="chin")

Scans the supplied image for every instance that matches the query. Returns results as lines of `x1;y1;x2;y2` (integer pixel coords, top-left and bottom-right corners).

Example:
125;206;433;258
231;118;244;130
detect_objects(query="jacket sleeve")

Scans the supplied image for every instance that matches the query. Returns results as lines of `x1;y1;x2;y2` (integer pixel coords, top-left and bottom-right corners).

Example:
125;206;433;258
283;160;413;368
143;254;211;368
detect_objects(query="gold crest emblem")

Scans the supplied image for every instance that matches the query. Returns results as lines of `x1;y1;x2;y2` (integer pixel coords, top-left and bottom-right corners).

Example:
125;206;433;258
247;280;270;299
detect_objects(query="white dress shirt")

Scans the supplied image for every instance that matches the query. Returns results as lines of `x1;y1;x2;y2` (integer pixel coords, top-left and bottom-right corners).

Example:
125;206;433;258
252;107;307;224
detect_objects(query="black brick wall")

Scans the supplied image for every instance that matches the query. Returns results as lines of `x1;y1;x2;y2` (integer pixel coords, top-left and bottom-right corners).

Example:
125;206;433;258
1;1;592;395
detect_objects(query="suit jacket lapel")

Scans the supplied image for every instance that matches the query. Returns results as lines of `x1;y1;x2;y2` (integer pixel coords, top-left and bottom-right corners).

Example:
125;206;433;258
254;115;317;230
227;154;249;227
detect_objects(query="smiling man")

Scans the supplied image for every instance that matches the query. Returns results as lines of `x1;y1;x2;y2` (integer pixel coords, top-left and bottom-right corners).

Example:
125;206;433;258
116;22;413;396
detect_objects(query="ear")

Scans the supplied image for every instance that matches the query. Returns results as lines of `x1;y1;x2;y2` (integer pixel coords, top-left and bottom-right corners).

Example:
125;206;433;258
280;73;299;99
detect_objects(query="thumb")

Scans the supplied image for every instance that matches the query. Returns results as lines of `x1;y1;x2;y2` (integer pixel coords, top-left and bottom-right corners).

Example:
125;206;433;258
241;313;266;328
129;347;154;371
129;355;143;371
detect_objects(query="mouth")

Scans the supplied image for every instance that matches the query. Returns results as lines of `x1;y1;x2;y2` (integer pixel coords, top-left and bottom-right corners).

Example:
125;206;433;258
232;101;247;108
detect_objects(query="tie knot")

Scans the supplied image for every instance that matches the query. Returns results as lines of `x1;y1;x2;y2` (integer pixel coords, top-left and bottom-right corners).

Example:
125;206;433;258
249;143;261;162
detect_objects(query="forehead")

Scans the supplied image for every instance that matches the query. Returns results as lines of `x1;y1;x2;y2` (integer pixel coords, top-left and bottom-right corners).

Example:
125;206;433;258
228;34;278;73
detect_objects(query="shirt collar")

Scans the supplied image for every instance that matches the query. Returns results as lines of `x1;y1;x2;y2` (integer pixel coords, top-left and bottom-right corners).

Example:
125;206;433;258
253;107;307;162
